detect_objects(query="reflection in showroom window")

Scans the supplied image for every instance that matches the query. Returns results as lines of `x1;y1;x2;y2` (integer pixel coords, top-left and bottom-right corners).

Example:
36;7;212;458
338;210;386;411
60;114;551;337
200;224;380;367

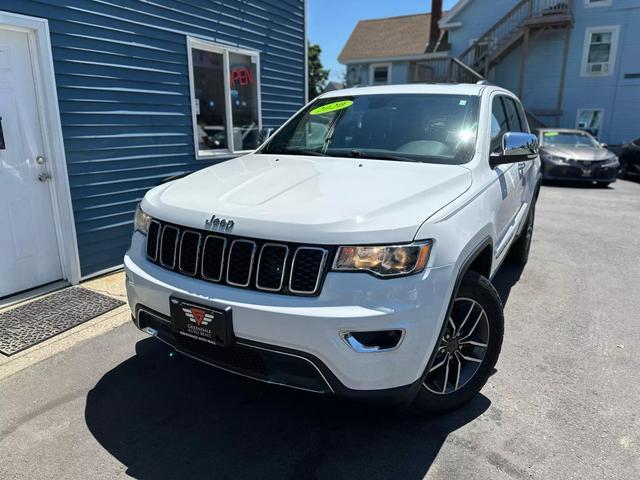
191;47;228;153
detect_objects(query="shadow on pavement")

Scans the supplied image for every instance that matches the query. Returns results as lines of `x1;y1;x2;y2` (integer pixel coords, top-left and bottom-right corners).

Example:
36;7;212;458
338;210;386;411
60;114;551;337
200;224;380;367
492;262;525;306
85;338;490;480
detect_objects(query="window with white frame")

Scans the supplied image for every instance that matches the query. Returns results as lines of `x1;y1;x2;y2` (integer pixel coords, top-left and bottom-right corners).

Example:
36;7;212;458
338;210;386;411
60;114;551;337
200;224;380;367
581;26;619;77
576;108;604;138
188;38;261;158
584;0;612;7
370;63;390;85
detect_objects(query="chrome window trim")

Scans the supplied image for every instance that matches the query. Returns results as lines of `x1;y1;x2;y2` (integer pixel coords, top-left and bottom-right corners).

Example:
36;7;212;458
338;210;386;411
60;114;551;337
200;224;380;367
178;230;202;276
226;239;257;287
256;243;289;292
146;220;161;261
159;225;179;269
289;247;328;295
201;235;227;282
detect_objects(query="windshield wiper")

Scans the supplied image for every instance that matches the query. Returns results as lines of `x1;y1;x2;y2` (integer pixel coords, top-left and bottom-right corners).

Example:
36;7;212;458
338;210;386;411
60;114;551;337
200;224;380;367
269;148;326;156
346;149;422;163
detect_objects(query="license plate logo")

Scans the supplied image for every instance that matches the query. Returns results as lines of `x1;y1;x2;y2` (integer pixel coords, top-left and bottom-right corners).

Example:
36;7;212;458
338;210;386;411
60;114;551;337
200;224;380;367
185;307;211;326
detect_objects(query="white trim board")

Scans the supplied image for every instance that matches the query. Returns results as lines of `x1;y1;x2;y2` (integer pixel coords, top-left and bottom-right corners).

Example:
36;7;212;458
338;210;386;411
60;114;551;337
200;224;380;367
369;62;391;85
341;51;449;65
186;36;262;160
0;11;81;287
580;25;620;77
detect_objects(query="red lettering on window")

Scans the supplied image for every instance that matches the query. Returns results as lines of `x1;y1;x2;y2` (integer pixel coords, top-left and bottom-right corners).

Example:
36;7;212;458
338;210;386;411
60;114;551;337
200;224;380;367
230;67;255;87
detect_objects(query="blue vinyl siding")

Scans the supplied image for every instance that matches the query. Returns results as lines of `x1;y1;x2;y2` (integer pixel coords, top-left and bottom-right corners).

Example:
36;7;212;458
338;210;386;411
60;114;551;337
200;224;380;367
3;0;306;276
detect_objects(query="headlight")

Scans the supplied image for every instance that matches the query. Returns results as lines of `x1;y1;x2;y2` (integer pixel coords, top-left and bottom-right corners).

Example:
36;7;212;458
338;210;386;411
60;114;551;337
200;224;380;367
134;203;152;235
543;154;569;164
603;155;619;166
332;242;432;277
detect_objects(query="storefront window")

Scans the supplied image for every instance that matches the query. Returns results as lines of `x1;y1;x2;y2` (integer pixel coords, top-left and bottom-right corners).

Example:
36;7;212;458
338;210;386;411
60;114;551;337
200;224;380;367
191;48;228;153
188;39;260;157
229;52;259;151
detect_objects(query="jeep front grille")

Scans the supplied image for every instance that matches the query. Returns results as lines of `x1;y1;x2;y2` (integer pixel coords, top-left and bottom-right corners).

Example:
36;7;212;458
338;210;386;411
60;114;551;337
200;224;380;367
145;220;331;296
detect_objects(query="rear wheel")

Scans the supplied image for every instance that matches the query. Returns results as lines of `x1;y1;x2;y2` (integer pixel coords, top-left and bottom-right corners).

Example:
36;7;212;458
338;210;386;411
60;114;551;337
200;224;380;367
410;271;504;415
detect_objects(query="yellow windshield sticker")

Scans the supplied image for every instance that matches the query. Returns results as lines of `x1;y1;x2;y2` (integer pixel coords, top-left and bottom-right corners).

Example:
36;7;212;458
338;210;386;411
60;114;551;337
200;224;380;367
544;132;559;137
310;100;353;115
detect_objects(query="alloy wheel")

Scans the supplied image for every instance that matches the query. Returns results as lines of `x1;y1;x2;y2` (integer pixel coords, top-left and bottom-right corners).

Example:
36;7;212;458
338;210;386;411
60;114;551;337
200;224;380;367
424;297;490;395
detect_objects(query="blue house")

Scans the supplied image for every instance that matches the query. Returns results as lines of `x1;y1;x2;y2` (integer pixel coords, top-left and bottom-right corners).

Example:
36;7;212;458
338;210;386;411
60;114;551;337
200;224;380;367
0;1;306;299
340;0;639;144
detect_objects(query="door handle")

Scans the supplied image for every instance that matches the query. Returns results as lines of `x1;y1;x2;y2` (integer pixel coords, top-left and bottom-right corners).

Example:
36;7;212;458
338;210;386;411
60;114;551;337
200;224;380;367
0;117;5;150
38;172;52;182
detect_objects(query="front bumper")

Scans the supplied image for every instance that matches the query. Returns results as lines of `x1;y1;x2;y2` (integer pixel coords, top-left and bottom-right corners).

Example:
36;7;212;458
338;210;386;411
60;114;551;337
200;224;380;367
125;232;456;400
542;160;618;182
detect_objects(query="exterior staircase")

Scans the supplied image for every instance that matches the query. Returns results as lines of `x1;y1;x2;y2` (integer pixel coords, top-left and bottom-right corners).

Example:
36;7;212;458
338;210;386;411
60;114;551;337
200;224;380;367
425;0;574;84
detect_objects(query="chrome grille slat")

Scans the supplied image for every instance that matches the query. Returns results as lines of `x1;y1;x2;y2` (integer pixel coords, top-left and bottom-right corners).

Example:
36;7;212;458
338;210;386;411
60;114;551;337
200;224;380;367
289;247;328;295
256;243;289;291
146;220;161;261
226;240;257;287
159;225;179;268
201;235;227;282
146;221;329;296
178;231;201;276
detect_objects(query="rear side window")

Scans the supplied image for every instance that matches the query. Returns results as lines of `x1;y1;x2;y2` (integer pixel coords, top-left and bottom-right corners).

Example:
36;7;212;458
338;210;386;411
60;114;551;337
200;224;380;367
503;97;525;132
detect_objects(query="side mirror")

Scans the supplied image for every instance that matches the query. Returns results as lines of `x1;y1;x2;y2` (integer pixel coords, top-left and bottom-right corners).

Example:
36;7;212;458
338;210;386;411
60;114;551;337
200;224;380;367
490;132;539;168
258;127;274;145
599;142;608;149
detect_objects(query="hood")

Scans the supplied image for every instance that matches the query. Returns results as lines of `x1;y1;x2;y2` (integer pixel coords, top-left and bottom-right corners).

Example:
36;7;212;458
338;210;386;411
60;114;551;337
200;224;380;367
541;145;614;161
143;154;472;244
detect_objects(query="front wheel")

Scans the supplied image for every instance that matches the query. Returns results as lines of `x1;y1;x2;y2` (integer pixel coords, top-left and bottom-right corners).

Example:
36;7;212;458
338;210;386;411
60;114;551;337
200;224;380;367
410;271;504;415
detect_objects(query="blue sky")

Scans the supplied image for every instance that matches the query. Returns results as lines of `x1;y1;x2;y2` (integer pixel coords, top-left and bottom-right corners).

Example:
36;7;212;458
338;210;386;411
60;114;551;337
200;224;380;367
308;0;458;81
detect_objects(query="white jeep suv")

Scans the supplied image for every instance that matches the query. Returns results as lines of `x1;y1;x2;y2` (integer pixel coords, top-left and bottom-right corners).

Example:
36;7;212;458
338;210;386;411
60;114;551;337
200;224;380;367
125;84;540;413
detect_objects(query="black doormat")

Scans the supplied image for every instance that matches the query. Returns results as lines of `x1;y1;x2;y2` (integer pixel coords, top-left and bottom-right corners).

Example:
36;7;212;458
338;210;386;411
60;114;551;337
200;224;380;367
0;287;124;356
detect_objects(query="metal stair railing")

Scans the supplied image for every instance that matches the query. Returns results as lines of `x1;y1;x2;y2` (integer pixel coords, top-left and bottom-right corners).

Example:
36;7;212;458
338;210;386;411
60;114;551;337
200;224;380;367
457;0;572;78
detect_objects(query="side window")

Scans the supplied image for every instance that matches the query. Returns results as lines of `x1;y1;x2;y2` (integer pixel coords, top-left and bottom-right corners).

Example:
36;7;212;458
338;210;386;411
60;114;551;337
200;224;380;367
491;97;509;153
503;97;524;132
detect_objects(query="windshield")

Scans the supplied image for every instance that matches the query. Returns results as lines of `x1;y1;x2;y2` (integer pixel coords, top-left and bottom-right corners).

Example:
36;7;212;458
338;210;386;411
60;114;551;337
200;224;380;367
541;131;600;148
259;94;480;164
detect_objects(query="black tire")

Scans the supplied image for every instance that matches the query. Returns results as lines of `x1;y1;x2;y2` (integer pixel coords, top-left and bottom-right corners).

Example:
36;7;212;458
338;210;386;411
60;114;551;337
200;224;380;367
507;202;535;266
618;157;628;179
410;271;504;416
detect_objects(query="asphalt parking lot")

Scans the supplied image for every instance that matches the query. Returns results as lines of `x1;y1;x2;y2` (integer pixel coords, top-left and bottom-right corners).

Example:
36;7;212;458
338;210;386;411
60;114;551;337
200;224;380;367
1;179;639;480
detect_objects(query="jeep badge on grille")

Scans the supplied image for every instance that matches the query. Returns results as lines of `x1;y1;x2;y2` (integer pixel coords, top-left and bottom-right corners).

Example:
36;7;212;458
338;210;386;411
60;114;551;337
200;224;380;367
205;214;235;232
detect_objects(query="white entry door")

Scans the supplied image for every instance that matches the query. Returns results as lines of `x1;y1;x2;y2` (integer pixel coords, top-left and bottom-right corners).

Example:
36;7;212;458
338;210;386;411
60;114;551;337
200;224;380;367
0;28;63;298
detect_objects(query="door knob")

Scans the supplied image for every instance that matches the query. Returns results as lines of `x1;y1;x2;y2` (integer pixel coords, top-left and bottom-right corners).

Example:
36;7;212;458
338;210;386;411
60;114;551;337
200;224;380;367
38;172;51;182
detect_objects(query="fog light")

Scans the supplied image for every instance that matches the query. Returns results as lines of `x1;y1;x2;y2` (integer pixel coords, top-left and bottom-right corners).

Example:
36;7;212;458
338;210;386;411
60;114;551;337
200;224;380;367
341;330;404;352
